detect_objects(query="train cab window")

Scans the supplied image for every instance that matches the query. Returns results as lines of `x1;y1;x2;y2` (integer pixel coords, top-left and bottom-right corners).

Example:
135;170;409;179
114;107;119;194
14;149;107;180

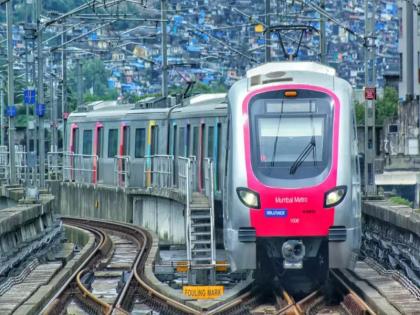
207;126;214;158
97;128;104;158
122;126;130;156
178;127;185;157
82;130;92;155
108;129;118;158
135;128;146;158
150;125;159;155
193;126;199;157
249;90;334;183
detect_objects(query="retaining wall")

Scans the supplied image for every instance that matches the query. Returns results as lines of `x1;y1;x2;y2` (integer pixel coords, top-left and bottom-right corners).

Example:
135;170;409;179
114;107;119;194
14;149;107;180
51;182;186;245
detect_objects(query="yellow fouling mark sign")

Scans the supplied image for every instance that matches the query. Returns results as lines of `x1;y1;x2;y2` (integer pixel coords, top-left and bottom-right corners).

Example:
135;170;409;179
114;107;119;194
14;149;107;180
182;286;224;299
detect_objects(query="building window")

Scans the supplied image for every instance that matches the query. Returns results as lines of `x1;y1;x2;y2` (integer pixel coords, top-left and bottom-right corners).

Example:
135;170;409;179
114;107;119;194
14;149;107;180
108;129;118;158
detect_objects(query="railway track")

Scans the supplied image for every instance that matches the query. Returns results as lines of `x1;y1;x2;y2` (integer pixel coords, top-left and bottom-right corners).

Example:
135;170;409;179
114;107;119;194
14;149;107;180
41;218;377;315
246;270;376;315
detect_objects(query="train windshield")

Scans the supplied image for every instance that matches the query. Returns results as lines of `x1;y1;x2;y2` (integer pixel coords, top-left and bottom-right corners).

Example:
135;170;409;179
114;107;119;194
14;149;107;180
249;90;334;183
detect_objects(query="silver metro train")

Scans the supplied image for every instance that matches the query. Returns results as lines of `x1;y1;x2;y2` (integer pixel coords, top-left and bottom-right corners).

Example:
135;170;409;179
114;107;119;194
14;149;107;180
66;62;361;287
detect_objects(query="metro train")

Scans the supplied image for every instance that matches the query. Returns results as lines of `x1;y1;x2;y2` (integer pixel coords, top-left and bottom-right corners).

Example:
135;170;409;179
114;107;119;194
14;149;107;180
66;62;361;288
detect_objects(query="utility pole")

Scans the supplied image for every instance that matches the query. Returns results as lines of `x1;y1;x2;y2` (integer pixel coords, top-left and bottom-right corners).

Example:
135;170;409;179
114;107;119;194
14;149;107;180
161;0;168;98
320;0;327;64
364;0;376;195
37;0;45;187
7;0;16;184
24;0;36;184
0;76;4;147
61;26;67;151
76;57;83;109
265;0;271;62
50;70;57;153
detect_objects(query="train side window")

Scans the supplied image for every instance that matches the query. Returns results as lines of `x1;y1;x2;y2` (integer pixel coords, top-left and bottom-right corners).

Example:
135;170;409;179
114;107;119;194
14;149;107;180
73;128;79;153
135;128;146;158
217;122;223;190
97;128;104;158
108;129;118;158
150;125;159;155
186;124;191;156
172;125;177;156
207;126;214;158
193;126;199;157
201;124;206;158
83;130;92;155
178;127;185;157
123;126;130;155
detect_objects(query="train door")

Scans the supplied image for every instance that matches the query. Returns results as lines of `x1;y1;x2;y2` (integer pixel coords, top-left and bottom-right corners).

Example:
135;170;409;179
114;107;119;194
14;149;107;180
192;125;199;191
216;122;222;192
199;122;205;192
146;121;157;186
134;126;146;186
69;123;79;181
207;124;215;190
118;123;130;186
93;122;103;184
82;128;93;183
172;124;178;185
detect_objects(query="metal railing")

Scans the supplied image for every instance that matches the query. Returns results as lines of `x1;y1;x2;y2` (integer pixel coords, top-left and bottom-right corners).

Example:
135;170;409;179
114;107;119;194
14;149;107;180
203;158;216;266
114;155;131;188
47;152;63;180
63;152;98;184
144;155;174;189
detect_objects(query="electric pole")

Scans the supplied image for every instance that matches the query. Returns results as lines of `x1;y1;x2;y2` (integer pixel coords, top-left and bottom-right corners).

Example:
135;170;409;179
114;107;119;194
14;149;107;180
0;76;4;147
37;0;45;187
265;0;271;62
320;0;327;64
50;70;58;153
161;0;168;98
364;0;376;195
76;57;83;109
7;0;16;184
61;26;67;151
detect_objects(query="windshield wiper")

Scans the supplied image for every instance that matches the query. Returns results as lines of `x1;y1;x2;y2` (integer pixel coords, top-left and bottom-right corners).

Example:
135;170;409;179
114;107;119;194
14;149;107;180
270;114;283;166
289;136;316;175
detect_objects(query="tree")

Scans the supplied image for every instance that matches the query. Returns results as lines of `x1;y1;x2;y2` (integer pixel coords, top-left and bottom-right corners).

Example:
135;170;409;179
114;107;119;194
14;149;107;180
67;58;113;111
375;87;398;125
354;87;398;126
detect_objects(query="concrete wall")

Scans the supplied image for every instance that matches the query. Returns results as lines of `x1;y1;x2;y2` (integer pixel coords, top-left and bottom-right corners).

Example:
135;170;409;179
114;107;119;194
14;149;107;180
53;182;186;245
133;196;185;244
58;182;132;223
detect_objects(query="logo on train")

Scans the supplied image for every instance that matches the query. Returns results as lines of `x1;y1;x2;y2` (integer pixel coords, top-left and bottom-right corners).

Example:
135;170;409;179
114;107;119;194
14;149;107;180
264;208;288;218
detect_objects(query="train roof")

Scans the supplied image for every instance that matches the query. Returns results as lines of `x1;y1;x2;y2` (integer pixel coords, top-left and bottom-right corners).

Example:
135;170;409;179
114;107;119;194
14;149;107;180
67;93;227;122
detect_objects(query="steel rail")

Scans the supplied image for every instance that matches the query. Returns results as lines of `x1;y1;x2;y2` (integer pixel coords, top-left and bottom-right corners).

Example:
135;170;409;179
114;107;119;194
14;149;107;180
330;269;377;315
42;222;110;314
76;268;112;314
45;217;261;315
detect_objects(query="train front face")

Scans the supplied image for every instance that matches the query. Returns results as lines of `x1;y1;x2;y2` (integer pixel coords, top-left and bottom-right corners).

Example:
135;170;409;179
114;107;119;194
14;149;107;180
224;63;361;275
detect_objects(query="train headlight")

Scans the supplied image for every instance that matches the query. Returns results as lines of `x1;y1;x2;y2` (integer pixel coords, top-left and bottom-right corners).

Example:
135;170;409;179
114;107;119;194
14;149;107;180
324;186;347;208
236;187;261;209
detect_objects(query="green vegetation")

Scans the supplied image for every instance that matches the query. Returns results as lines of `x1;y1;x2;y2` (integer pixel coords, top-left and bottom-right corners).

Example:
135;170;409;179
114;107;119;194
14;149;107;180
67;58;114;111
355;87;398;125
169;81;227;95
389;196;413;208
